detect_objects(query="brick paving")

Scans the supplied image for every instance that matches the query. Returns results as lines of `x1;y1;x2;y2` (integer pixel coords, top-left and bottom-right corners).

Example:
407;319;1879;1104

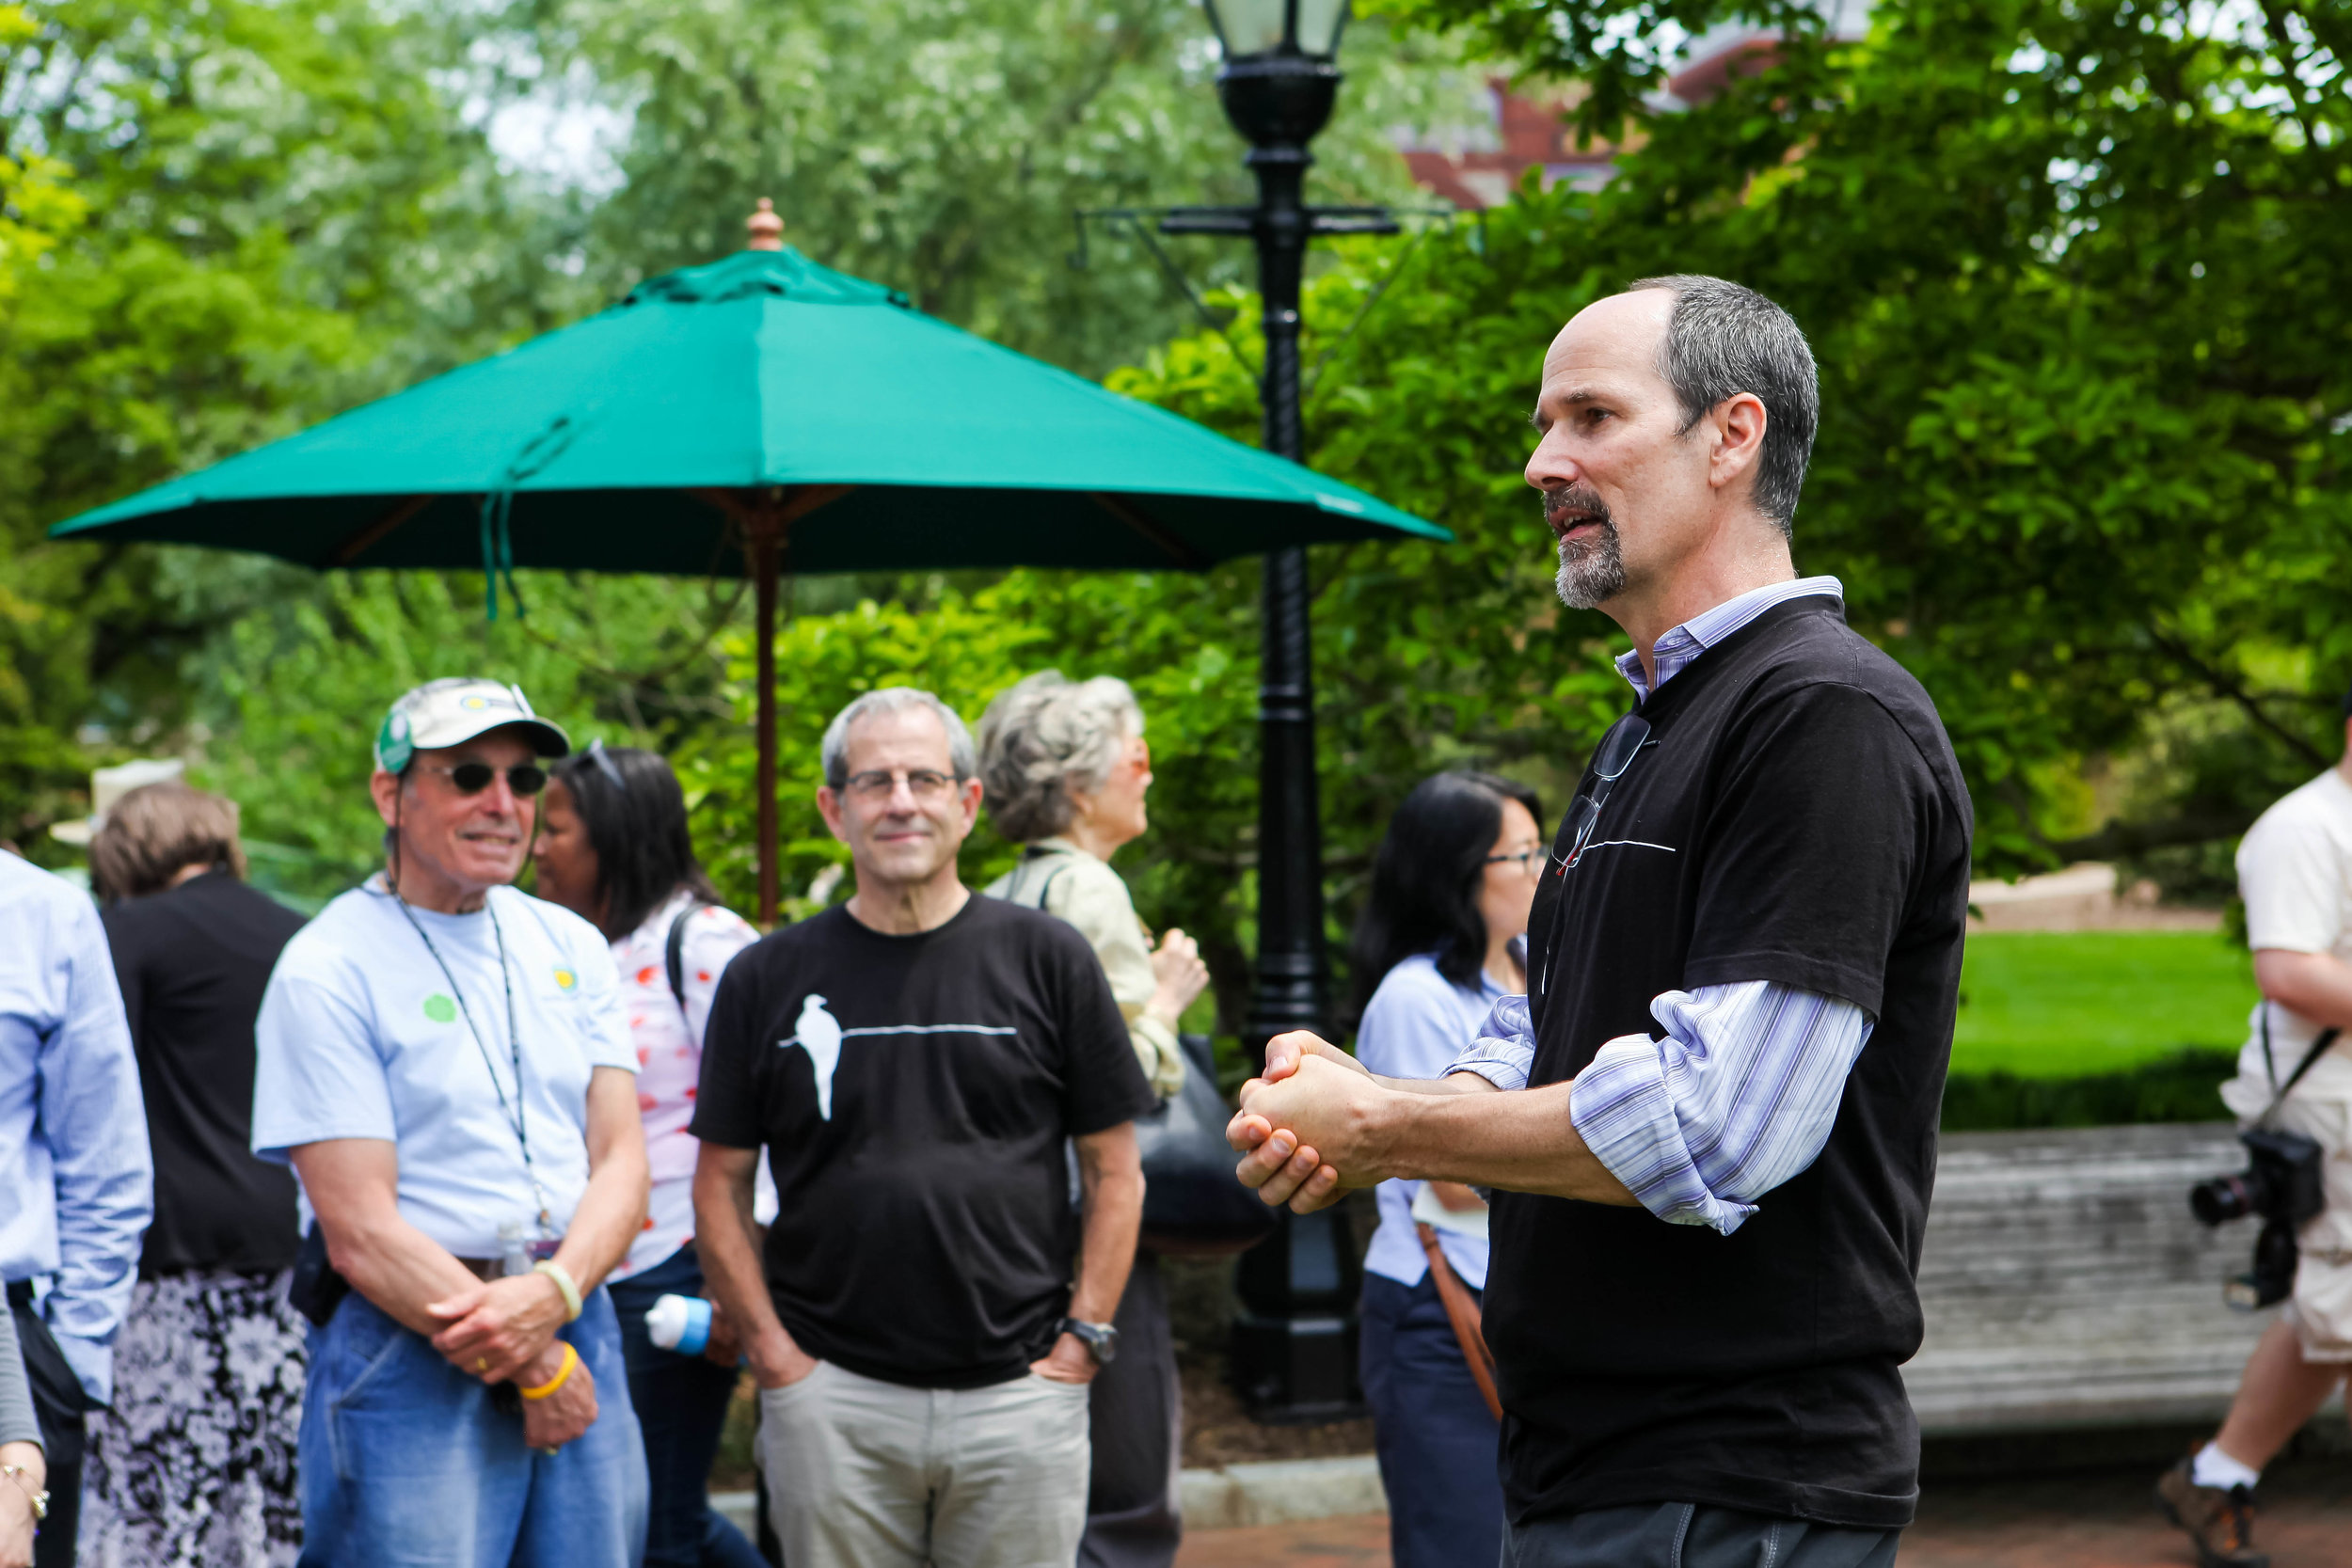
1175;1457;2352;1567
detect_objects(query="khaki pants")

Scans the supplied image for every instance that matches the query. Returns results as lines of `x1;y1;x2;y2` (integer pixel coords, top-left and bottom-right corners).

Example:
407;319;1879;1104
2223;1069;2352;1360
755;1360;1091;1568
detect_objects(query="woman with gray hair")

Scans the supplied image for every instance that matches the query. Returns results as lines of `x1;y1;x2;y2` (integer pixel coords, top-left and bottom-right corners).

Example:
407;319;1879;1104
979;671;1208;1568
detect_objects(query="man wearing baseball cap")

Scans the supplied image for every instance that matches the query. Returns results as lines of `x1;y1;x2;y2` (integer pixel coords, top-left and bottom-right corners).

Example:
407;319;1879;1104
250;678;651;1565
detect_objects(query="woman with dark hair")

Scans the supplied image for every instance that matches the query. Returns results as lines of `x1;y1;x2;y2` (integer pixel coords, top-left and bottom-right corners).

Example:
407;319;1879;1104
81;780;308;1568
1348;769;1543;1568
532;744;766;1568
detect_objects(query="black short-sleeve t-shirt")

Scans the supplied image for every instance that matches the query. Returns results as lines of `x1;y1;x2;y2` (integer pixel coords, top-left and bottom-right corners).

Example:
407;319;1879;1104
101;871;308;1277
1488;595;1973;1532
691;894;1154;1389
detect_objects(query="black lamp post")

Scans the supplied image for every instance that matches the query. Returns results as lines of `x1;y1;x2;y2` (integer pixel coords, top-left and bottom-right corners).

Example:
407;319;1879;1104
1164;0;1397;1422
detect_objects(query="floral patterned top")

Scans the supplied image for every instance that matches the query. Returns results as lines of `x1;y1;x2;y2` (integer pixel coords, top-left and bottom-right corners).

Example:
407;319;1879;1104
607;889;767;1280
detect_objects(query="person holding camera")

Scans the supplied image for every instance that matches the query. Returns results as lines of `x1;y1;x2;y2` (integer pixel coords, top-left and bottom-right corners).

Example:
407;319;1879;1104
2159;688;2352;1568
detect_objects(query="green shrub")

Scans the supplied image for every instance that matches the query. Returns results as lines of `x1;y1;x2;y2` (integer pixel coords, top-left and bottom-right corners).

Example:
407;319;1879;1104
1940;1048;2238;1132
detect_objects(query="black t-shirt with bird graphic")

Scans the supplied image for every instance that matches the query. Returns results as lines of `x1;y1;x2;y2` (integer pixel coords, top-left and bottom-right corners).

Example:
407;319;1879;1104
692;895;1151;1389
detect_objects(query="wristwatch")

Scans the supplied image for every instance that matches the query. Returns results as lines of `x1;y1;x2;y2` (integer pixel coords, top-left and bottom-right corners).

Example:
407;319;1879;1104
1057;1317;1120;1366
2;1463;46;1527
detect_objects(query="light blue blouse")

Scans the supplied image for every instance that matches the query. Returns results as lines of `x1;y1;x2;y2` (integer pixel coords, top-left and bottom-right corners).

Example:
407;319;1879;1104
1354;952;1503;1290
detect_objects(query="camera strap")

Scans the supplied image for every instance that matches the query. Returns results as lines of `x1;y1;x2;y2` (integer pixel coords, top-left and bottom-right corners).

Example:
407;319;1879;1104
2257;1002;2342;1127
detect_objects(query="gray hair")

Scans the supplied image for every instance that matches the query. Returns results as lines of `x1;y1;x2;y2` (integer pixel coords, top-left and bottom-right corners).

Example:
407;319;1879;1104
819;688;977;789
1627;275;1819;535
977;672;1146;844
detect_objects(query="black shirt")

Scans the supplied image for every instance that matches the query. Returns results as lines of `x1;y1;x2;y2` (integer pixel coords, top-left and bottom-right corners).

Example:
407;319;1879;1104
101;871;308;1277
691;895;1153;1389
1486;595;1972;1531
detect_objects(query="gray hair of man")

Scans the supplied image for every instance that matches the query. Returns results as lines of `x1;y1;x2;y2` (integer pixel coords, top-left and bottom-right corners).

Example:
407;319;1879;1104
1626;275;1819;536
977;671;1147;844
819;687;977;790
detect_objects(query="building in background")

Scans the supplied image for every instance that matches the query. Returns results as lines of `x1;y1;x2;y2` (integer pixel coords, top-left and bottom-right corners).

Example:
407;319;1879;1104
1398;4;1872;207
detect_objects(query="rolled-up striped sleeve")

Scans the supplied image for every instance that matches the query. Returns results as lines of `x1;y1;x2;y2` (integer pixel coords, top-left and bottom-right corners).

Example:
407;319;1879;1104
1568;982;1872;1236
1445;994;1535;1092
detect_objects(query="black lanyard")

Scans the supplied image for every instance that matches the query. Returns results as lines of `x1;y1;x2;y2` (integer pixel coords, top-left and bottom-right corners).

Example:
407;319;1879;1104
391;889;553;1237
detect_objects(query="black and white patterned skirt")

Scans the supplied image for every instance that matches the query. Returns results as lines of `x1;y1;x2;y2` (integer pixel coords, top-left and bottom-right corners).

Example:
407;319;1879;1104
80;1268;307;1568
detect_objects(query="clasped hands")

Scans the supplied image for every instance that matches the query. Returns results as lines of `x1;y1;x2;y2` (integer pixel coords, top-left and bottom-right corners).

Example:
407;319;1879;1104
1226;1031;1398;1214
428;1272;599;1449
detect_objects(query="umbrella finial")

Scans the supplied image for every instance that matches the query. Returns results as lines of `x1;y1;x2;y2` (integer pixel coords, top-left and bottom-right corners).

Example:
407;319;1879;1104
746;198;785;251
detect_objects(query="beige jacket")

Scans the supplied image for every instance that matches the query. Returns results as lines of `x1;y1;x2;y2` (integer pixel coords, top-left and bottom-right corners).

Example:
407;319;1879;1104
987;837;1185;1101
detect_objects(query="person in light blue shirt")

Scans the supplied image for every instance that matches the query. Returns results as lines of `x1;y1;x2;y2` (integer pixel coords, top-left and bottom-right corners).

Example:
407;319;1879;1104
250;678;650;1568
0;848;152;1568
1346;771;1543;1568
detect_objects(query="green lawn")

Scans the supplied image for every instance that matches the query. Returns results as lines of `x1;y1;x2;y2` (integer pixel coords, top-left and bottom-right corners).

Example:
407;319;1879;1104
1951;930;2258;1079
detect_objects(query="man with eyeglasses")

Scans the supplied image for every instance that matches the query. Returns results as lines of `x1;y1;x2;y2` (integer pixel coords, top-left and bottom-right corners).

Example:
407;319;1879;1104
1229;277;1972;1567
249;677;651;1565
691;687;1152;1568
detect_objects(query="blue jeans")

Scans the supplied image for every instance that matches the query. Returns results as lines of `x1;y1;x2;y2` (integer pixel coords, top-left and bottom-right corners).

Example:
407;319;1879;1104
296;1286;649;1568
1360;1272;1505;1568
608;1246;766;1568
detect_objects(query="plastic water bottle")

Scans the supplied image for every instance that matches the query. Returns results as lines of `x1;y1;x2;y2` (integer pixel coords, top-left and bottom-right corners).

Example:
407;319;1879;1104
644;1293;714;1356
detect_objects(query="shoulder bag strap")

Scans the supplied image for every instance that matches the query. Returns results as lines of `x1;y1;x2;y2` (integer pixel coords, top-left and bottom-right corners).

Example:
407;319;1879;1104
665;902;705;1016
1416;1222;1502;1421
2259;1000;2343;1126
1003;847;1072;913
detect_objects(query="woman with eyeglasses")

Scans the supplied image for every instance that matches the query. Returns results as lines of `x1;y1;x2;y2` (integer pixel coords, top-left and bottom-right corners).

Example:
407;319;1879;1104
532;744;768;1568
1347;769;1544;1568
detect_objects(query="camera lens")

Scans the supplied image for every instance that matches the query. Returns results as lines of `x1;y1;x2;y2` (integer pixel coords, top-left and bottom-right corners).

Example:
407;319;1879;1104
2192;1171;2269;1226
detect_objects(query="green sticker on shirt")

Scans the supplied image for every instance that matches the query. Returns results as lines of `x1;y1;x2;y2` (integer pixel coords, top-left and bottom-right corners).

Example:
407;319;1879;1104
422;993;457;1023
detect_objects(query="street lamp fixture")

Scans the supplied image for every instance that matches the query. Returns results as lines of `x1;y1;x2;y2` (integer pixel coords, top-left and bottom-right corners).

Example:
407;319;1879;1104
1201;0;1351;149
1162;0;1399;1424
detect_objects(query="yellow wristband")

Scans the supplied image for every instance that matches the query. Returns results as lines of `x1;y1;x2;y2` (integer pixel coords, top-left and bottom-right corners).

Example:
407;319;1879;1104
518;1342;578;1401
533;1259;583;1323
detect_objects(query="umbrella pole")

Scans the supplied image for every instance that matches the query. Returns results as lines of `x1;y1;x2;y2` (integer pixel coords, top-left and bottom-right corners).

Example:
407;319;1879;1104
750;518;782;927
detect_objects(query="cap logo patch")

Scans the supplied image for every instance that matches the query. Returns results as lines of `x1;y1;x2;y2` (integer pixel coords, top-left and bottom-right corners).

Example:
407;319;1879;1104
423;993;458;1023
462;695;489;710
376;710;416;774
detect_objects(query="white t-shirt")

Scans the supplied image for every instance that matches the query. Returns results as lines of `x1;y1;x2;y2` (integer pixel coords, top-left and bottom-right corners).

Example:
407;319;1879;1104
607;891;769;1279
251;878;638;1257
2224;768;2352;1115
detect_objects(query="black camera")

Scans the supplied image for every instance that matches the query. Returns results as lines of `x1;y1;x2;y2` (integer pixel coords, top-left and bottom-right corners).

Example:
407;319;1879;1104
2190;1126;2328;1310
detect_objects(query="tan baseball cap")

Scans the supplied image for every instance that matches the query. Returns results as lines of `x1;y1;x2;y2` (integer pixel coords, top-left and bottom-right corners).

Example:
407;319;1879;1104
373;678;570;774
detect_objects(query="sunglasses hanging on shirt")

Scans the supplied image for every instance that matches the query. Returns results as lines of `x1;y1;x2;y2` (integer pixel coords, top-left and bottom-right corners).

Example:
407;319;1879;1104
1535;714;1656;995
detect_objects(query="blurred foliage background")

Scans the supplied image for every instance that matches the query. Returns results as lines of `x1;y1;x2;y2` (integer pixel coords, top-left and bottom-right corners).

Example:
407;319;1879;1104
7;0;2351;1029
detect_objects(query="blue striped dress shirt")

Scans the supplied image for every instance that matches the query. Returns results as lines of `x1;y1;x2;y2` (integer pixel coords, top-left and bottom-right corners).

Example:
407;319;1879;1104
1445;577;1874;1236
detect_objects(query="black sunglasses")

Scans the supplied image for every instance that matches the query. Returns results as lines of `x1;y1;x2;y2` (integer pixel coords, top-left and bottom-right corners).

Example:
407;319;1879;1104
1554;715;1652;872
420;761;548;798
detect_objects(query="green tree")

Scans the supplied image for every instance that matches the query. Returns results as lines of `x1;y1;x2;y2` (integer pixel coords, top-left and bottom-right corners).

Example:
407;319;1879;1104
1146;0;2352;875
518;0;1483;375
0;0;587;846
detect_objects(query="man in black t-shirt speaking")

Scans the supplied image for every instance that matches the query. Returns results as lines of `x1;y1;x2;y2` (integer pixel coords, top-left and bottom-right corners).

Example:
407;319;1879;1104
1231;278;1972;1567
691;687;1152;1568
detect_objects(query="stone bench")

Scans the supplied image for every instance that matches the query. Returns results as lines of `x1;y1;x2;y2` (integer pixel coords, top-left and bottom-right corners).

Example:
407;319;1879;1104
1905;1121;2292;1434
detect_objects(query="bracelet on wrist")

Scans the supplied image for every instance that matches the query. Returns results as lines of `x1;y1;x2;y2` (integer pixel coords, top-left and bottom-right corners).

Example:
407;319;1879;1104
2;1462;48;1528
532;1259;583;1323
519;1341;579;1401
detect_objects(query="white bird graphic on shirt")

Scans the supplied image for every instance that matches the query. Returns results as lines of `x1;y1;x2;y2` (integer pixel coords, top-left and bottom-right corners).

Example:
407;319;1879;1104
792;994;844;1120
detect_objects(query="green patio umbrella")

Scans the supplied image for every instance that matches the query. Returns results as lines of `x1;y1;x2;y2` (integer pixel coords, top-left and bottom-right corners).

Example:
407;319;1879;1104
52;205;1446;920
